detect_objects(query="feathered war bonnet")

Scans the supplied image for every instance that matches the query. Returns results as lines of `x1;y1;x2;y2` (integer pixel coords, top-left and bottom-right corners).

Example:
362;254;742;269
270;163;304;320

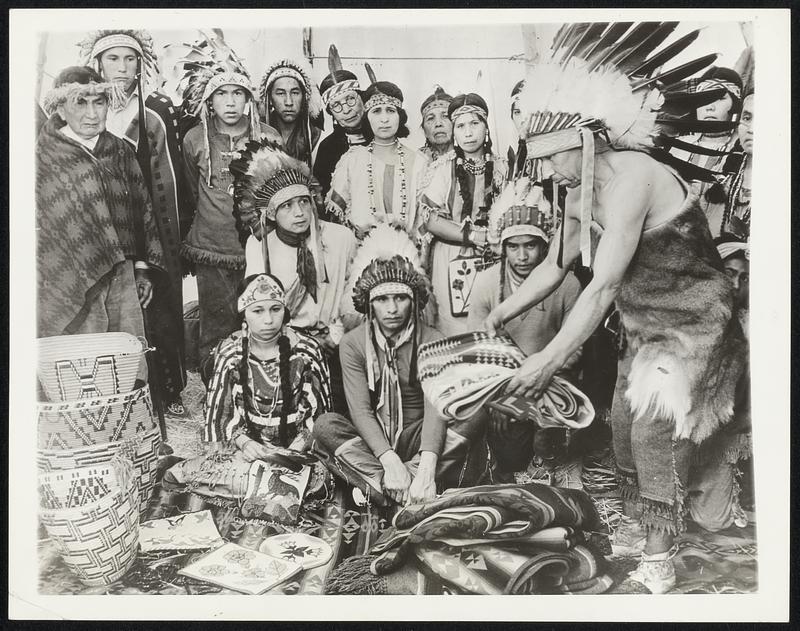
348;224;430;387
77;29;160;111
515;21;738;267
228;138;325;285
167;29;260;188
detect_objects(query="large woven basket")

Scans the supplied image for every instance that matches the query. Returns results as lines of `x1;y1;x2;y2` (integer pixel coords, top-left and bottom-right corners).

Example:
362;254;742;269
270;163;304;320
38;333;146;402
39;458;139;587
37;385;157;450
37;426;161;517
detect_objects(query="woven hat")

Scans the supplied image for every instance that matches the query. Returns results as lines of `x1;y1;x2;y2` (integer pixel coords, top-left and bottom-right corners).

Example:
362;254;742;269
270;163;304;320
237;274;286;313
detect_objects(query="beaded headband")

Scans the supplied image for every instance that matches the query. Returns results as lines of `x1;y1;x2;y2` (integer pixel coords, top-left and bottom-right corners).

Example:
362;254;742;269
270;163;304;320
449;103;488;122
370;282;413;302
364;93;402;112
200;72;254;107
90;33;143;59
421;99;452;118
697;79;742;100
322;79;361;107
237;274;286;313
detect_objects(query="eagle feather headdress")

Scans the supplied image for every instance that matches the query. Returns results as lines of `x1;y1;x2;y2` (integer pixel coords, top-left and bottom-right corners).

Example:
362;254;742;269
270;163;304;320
259;58;323;121
510;21;737;266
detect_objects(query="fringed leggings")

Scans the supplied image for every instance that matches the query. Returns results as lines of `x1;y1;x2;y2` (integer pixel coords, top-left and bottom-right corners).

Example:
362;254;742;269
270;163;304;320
611;351;748;535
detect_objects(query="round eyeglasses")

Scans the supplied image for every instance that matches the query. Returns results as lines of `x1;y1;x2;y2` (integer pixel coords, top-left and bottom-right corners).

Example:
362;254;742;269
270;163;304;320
329;94;358;113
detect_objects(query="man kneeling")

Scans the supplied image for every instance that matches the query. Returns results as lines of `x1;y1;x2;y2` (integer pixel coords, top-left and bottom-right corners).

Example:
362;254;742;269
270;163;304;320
313;225;487;506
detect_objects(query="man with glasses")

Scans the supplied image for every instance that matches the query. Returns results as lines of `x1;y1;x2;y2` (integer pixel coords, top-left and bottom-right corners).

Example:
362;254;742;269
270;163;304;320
313;67;367;212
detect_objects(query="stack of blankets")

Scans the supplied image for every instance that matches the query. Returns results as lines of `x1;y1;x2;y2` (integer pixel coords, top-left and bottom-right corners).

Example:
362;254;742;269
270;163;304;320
326;482;613;595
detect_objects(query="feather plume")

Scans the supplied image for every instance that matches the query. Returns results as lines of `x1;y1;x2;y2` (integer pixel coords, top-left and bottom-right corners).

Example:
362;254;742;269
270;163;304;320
364;62;378;85
634;53;719;91
582;22;634;66
562;22;608;64
588;22;662;71
615;22;679;75
328;44;343;77
629;29;700;78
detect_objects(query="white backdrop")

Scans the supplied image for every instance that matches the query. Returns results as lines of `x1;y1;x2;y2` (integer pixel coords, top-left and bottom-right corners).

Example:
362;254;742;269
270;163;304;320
37;21;749;157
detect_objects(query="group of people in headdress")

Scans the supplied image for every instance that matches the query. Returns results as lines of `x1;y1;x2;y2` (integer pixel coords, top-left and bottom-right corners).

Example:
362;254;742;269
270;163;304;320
36;23;754;594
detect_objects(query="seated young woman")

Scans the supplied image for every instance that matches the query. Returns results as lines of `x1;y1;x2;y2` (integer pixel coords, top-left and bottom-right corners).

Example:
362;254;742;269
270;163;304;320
163;273;333;514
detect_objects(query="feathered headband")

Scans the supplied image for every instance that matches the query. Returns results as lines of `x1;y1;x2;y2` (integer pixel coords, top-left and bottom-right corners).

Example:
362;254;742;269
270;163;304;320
168;30;260;188
168;29;256;117
78;30;160;97
488;177;554;245
349;224;429;314
320;45;361;108
259;58;323;120
229;139;313;220
516;21;739;266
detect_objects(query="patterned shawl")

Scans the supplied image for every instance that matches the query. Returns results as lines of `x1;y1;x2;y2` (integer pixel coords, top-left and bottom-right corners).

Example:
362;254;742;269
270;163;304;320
36;117;164;337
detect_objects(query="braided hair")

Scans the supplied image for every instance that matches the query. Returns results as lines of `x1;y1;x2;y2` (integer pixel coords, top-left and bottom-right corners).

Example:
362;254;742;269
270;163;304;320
236;273;295;447
449;94;494;225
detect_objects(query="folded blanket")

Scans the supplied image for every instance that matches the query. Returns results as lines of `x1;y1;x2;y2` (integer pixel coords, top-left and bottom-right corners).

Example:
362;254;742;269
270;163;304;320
414;542;611;595
370;483;599;575
418;332;594;428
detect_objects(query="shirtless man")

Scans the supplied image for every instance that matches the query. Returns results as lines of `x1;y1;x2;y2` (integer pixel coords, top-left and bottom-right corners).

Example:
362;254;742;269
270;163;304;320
486;142;747;592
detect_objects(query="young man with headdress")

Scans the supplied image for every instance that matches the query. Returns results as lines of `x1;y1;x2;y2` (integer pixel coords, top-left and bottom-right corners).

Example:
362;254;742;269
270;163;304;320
714;90;753;241
78;28;190;414
259;58;324;167
326;76;429;242
171;33;282;374
312;45;367;209
417;92;508;337
312;225;488;507
230;139;357;414
468;181;581;476
418;86;454;162
483;22;748;593
37;66;164;340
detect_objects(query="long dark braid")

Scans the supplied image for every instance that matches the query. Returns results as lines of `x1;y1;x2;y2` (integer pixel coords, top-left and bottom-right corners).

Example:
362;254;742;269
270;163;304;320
277;334;294;447
238;324;259;442
454;127;494;225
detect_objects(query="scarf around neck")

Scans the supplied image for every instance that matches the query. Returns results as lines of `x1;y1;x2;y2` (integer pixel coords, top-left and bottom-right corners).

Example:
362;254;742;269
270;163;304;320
369;319;415;449
275;224;318;302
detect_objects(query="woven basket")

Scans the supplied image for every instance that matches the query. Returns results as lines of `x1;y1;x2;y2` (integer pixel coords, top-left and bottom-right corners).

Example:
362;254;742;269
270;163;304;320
37;426;161;517
37;385;157;450
39;458;140;587
38;333;146;402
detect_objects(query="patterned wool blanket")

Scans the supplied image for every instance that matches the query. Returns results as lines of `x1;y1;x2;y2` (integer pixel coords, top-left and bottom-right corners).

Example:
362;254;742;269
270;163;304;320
36;116;164;337
368;482;600;575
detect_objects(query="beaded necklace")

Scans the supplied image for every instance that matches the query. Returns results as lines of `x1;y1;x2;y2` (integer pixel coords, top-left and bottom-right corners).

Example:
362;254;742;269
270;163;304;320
367;139;408;225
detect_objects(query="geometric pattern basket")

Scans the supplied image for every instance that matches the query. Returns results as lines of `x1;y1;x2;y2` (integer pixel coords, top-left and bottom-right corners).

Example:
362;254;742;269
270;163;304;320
37;385;157;450
37;332;146;402
37;426;162;518
38;458;140;587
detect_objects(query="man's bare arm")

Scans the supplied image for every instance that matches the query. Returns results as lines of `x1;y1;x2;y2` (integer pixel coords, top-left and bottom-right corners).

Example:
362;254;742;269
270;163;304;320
505;175;650;397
